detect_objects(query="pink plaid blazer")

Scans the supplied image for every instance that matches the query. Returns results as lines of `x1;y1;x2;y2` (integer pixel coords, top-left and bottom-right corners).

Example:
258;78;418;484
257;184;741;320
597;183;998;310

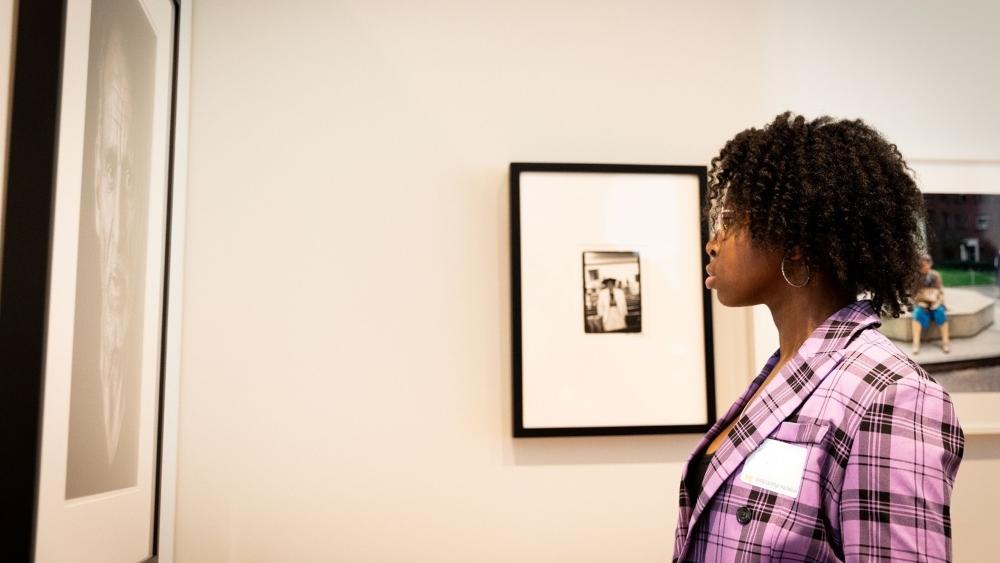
673;301;964;562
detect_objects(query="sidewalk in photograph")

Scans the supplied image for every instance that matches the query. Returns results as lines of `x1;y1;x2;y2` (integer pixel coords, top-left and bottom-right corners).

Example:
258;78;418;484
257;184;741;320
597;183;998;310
931;364;1000;393
881;285;1000;393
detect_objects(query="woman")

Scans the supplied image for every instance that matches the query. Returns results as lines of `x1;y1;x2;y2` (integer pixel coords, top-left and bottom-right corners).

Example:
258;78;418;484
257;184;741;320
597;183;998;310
674;113;964;562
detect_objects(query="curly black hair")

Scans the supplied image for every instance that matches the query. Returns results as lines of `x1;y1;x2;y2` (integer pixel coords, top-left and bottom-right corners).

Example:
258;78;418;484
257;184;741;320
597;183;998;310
706;112;925;318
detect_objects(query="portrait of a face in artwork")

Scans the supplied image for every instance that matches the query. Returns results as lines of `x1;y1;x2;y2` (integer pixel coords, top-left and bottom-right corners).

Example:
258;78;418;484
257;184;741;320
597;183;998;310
66;0;156;500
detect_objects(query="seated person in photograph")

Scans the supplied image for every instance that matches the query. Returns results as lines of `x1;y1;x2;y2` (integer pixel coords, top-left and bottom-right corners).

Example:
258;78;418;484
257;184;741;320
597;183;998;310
596;278;627;332
912;254;950;354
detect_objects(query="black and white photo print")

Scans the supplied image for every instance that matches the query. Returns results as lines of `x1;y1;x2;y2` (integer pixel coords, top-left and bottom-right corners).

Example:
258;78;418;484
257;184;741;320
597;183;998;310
582;251;641;333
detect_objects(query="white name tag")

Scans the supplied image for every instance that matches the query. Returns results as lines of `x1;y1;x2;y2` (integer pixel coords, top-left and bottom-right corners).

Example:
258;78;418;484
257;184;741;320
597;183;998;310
739;439;809;499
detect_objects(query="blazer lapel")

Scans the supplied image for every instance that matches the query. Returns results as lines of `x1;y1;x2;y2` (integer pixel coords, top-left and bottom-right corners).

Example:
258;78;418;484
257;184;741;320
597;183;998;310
683;352;845;533
676;301;881;562
674;352;779;537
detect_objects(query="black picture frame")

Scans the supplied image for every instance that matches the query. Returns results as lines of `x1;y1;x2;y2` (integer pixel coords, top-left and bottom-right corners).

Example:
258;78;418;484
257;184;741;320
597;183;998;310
510;162;716;437
0;0;181;560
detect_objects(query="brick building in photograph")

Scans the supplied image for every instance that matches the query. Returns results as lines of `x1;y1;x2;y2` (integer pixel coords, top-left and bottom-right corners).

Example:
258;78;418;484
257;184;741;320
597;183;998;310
924;194;1000;267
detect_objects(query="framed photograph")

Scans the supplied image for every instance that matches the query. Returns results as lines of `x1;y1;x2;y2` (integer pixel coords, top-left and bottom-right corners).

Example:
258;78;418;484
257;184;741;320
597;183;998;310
889;160;1000;434
0;0;180;561
510;163;716;437
750;159;1000;434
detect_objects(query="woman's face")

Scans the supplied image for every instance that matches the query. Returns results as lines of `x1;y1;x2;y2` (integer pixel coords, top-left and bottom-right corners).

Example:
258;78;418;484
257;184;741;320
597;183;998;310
704;215;783;307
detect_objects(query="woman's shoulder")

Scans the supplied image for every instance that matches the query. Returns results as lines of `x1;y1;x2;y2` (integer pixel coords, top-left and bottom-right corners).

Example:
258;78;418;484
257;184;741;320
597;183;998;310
798;327;963;462
821;327;950;415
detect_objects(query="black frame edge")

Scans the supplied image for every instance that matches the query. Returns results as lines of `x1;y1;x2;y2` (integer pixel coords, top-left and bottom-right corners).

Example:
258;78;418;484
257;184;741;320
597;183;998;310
510;163;524;437
0;0;68;560
150;0;181;557
697;167;718;426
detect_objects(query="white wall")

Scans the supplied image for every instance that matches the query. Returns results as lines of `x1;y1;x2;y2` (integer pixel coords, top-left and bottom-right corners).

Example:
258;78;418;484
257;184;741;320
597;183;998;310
176;0;999;561
176;1;762;561
759;0;1000;161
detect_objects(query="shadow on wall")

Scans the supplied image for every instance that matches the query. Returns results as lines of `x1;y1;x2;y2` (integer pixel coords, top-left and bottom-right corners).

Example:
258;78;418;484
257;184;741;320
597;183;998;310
507;434;701;467
963;433;1000;461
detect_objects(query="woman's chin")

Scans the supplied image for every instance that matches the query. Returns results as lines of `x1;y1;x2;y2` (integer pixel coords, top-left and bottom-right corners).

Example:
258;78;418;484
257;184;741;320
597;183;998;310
707;279;751;307
713;288;744;307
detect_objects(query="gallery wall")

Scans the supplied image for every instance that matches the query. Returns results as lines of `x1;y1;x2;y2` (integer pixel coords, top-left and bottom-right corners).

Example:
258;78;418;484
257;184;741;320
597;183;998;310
176;0;1000;561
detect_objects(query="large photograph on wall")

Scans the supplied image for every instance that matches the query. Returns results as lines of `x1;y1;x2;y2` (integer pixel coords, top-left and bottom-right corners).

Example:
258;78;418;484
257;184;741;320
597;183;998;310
510;163;716;437
881;194;1000;382
0;0;178;561
884;160;1000;434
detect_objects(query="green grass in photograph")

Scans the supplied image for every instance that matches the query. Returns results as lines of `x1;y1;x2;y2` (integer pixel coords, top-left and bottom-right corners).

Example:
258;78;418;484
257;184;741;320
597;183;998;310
938;267;997;287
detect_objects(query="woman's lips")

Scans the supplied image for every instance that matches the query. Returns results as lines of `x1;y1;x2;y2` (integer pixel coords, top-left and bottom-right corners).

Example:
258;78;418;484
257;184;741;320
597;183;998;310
705;265;716;289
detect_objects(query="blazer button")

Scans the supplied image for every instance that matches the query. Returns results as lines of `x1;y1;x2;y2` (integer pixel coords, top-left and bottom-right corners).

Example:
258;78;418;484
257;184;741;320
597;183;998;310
736;506;752;525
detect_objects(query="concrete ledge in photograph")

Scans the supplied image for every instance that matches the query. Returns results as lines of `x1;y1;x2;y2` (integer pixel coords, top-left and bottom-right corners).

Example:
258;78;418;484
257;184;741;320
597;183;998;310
880;287;995;341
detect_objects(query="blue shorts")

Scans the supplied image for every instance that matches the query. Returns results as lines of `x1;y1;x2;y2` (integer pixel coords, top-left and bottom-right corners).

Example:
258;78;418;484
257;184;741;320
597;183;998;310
914;306;947;329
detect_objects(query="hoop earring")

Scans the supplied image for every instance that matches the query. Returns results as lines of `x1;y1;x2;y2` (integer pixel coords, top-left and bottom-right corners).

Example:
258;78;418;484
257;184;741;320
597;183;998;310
781;258;811;288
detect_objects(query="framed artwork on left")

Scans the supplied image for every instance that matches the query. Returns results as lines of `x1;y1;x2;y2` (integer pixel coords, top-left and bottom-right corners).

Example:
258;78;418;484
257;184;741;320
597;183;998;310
0;0;180;561
510;163;716;437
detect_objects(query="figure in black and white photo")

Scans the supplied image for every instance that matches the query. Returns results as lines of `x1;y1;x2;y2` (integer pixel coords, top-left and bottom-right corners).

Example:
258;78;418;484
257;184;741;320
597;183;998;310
66;0;156;499
583;251;641;333
597;278;628;331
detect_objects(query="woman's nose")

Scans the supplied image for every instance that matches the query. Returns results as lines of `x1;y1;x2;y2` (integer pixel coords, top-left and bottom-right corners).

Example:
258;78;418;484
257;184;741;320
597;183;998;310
705;238;718;258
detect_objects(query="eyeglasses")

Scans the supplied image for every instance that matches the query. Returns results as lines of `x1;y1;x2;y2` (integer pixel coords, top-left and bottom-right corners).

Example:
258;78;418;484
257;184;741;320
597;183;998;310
709;208;736;239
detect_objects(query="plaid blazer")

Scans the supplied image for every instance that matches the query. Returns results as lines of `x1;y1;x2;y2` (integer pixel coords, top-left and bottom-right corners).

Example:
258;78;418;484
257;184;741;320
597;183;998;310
673;301;964;562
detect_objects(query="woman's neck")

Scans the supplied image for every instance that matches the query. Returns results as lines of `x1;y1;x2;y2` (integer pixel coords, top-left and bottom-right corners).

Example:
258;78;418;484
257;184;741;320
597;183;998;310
768;281;854;364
